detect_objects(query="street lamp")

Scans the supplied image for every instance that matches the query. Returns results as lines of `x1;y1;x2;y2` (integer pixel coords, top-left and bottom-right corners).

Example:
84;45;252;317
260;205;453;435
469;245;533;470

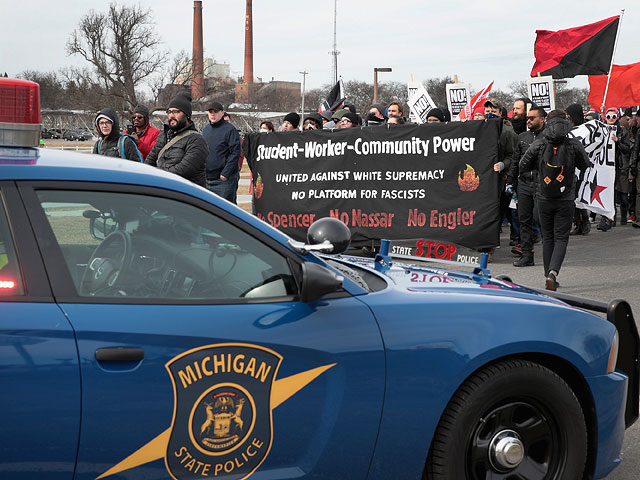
373;67;392;104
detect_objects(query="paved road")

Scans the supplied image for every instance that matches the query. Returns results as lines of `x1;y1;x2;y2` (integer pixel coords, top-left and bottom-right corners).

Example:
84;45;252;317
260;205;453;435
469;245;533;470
488;221;640;479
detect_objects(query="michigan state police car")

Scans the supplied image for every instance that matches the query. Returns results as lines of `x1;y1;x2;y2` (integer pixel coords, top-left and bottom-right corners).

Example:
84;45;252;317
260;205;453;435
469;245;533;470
1;78;638;480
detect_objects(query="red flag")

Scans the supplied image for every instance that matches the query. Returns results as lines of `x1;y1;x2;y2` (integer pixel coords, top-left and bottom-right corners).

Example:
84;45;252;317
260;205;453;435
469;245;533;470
531;16;619;79
588;62;640;110
458;82;493;121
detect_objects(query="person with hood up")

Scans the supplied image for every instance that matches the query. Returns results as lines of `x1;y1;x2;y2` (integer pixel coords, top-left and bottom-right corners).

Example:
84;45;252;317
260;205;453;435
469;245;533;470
519;109;591;291
123;104;161;160
92;108;142;162
145;92;208;187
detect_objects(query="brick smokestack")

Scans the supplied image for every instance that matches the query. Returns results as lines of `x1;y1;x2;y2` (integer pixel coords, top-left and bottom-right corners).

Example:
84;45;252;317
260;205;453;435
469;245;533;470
243;0;254;84
192;1;205;100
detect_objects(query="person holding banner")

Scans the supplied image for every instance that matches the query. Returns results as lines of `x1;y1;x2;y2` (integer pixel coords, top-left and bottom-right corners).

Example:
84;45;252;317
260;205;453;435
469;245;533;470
519;109;591;291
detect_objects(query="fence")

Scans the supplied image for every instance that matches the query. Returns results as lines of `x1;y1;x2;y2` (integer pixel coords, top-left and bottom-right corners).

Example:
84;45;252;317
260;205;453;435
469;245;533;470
44;145;93;153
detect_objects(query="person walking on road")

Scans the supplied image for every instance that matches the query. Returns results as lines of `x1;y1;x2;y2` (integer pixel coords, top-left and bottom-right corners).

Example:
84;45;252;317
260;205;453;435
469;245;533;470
519;109;591;291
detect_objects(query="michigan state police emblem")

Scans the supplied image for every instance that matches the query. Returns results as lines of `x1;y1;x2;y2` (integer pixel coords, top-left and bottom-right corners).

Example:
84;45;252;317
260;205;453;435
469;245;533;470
165;343;282;480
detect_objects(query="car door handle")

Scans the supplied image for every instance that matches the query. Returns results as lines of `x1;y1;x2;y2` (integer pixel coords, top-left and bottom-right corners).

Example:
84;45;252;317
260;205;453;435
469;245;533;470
95;347;145;362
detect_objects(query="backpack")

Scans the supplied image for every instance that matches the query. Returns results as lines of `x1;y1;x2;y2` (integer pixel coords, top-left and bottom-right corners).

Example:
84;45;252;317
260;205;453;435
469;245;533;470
539;141;574;198
97;134;143;162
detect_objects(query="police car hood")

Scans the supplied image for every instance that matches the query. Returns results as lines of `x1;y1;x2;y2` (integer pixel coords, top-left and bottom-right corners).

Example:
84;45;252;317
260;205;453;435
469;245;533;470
335;255;563;304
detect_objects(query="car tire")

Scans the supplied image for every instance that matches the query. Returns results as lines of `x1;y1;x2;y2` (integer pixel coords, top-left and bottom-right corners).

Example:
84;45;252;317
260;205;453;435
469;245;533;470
425;359;587;480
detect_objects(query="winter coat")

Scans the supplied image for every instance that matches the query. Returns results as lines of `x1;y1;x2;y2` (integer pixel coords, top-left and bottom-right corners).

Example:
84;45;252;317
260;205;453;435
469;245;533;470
123;124;161;160
92;108;141;162
519;118;591;201
612;123;631;193
507;124;546;191
201;118;242;180
145;122;208;187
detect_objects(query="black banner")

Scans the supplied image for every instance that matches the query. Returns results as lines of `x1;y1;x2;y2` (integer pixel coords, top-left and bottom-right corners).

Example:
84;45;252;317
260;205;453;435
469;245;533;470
244;121;501;249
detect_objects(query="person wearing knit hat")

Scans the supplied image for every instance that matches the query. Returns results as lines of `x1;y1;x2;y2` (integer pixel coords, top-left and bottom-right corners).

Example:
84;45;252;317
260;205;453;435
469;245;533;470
123;104;161;160
145;91;208;187
331;108;349;128
281;112;300;131
92;107;141;162
303;112;324;130
168;91;193;118
366;104;387;126
426;108;446;123
339;112;360;128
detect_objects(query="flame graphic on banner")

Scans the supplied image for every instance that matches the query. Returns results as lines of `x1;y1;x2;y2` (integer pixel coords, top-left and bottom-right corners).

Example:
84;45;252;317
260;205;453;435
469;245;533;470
458;164;480;192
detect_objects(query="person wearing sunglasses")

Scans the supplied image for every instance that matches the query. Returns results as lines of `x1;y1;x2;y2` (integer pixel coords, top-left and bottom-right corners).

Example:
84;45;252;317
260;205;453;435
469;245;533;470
597;107;631;231
123;105;161;160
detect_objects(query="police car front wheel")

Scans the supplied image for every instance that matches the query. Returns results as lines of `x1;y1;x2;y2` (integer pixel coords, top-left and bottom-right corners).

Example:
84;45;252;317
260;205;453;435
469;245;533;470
425;359;587;480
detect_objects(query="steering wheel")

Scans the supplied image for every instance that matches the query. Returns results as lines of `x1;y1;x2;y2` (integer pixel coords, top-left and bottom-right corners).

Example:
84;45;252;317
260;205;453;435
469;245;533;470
80;230;133;295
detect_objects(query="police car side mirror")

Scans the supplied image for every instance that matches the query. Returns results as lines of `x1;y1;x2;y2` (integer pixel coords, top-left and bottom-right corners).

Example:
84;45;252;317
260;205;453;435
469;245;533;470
300;262;343;302
85;210;117;240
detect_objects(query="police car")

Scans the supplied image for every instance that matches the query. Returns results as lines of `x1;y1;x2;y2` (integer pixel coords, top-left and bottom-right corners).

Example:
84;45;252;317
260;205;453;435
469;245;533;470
0;78;638;480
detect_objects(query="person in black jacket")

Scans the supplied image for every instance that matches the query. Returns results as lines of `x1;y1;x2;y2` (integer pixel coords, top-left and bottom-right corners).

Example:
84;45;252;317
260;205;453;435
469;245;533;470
201;101;241;203
507;106;546;267
145;92;208;187
92;108;141;161
520;109;591;291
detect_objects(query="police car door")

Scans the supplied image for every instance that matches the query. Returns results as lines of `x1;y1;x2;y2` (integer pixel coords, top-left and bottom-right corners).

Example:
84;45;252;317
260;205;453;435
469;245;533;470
0;183;80;480
20;182;385;480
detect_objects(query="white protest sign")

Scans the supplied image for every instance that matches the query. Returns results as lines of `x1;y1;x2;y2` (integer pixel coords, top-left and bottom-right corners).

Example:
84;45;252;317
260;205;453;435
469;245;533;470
568;120;615;218
527;76;555;111
445;83;470;118
408;84;437;124
407;79;422;123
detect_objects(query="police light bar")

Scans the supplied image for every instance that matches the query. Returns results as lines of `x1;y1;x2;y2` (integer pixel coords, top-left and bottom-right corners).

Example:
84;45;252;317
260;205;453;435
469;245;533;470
0;279;16;290
0;78;41;147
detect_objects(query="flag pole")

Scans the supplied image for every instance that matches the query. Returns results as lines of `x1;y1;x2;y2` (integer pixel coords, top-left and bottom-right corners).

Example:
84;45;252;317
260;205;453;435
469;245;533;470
601;9;625;112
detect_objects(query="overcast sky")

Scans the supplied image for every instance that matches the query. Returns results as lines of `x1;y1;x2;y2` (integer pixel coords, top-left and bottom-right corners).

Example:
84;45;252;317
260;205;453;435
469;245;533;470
3;1;639;97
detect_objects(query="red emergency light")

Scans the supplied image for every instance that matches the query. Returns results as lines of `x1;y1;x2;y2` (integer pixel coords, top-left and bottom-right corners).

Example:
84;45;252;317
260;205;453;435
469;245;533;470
0;78;41;147
0;279;16;289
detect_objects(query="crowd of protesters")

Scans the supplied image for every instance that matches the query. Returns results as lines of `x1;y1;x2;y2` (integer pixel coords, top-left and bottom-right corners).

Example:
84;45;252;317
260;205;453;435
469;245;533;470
90;91;640;291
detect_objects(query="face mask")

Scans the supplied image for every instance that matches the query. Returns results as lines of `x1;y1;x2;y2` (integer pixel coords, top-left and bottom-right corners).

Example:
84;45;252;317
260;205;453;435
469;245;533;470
259;128;269;133
485;113;498;119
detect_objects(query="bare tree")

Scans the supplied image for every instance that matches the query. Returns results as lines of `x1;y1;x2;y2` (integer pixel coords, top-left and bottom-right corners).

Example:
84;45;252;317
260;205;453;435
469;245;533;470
422;76;455;109
66;2;168;111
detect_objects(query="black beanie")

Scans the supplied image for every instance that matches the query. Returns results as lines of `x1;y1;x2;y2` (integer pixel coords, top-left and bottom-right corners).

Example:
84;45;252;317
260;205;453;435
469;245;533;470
283;112;300;128
427;108;446;122
168;92;193;118
132;104;150;122
566;104;584;126
341;112;360;125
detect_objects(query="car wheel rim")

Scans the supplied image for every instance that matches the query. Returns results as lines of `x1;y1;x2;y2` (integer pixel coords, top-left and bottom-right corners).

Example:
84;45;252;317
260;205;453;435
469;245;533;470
467;401;562;479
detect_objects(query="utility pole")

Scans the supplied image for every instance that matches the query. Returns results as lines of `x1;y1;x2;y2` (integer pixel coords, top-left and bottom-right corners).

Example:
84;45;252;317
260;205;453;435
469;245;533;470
300;71;308;127
328;0;340;84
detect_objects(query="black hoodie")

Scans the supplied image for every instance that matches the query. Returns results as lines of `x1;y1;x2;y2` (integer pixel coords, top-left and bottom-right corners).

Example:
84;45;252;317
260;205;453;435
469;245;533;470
519;118;591;200
92;107;141;162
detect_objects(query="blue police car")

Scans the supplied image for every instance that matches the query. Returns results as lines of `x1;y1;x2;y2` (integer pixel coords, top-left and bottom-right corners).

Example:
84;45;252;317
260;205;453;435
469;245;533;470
0;79;638;480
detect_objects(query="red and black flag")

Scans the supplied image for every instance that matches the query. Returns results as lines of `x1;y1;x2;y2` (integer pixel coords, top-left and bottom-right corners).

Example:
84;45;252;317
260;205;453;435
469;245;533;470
320;78;345;112
530;16;619;79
